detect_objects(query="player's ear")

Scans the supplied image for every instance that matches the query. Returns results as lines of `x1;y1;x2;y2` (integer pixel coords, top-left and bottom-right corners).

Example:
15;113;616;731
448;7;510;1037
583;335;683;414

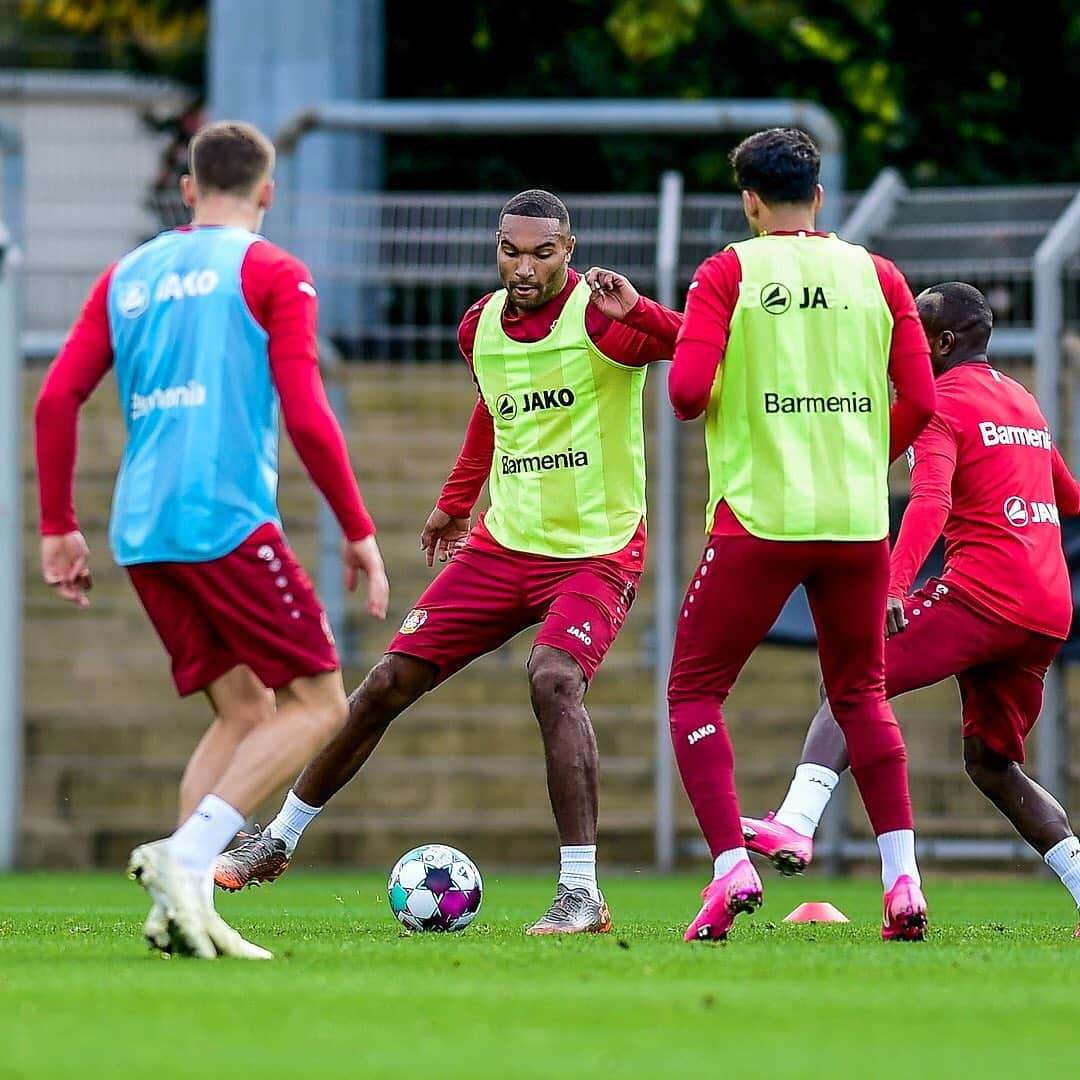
742;190;760;232
940;330;956;355
257;178;274;212
565;233;576;263
812;184;824;215
179;173;196;208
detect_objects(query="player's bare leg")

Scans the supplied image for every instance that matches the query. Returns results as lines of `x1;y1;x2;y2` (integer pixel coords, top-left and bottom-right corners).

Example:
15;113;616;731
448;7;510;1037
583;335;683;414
215;653;436;891
179;686;275;820
963;735;1071;854
143;670;276;949
963;735;1080;928
525;645;611;935
133;666;346;958
213;670;347;810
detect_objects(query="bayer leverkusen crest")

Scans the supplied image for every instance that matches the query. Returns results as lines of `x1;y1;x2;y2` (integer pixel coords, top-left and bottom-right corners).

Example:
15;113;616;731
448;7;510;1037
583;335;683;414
399;608;429;635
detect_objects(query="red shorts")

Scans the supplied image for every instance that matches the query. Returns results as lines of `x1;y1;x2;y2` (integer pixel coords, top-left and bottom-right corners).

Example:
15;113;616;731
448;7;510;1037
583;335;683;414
887;579;1063;763
127;523;339;696
387;535;640;685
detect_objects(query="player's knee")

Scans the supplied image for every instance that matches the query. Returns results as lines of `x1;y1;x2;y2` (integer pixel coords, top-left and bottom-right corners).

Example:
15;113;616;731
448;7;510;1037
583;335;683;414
528;652;585;716
359;654;432;714
295;678;348;748
964;743;1009;796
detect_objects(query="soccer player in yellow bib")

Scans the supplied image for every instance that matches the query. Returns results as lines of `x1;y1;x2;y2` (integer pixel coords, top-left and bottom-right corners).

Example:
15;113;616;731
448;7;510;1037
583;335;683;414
667;129;938;943
215;190;683;933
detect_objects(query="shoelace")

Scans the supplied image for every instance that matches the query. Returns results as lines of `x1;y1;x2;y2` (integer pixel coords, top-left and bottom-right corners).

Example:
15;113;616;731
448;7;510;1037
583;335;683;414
542;888;590;922
559;891;588;914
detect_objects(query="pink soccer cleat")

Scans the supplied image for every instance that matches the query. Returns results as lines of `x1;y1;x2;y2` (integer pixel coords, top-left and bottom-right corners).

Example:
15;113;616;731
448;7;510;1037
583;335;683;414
1072;920;1080;940
683;860;763;942
881;874;928;941
741;813;813;876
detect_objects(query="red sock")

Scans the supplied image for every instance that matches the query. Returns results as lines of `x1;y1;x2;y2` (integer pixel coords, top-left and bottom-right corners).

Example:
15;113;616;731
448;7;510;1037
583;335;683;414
669;700;744;856
837;701;914;835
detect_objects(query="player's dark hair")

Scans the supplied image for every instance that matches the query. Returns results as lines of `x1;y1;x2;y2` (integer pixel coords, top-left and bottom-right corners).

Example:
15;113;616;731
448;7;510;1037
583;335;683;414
499;189;571;233
921;281;993;350
189;121;275;196
730;128;821;204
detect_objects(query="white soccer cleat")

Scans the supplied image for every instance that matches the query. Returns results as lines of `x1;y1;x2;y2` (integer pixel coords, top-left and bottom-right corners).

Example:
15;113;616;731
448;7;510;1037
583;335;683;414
128;839;216;959
142;903;172;953
204;909;273;960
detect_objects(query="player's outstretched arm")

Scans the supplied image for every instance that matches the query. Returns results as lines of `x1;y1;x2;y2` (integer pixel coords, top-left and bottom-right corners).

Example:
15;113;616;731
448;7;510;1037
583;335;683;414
668;251;739;420
584;266;683;363
888;420;956;619
35;266;114;609
253;245;387;617
434;396;493;538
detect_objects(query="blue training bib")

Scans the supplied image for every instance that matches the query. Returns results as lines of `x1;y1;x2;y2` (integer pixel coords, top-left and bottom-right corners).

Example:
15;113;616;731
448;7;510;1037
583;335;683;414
106;226;281;565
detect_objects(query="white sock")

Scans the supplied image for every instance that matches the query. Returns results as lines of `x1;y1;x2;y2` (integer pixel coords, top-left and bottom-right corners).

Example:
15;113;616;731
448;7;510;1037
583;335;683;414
877;829;920;891
170;795;244;876
559;845;599;900
712;846;751;879
1044;836;1080;909
774;763;839;838
265;789;323;856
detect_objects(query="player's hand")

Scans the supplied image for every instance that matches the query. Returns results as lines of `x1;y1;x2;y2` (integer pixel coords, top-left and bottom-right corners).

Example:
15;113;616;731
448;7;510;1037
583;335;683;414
885;595;907;637
420;508;470;567
585;266;640;321
343;535;389;618
41;531;93;609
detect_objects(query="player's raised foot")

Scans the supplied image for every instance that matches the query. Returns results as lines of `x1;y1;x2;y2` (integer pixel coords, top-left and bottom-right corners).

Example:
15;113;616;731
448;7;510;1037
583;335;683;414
684;860;763;943
741;812;813;876
881;875;928;942
214;830;290;892
1072;918;1080;940
526;885;612;935
128;839;215;959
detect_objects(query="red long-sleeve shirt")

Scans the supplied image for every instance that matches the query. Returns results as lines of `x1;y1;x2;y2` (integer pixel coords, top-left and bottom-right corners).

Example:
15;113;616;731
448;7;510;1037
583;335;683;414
669;233;936;464
35;230;375;542
889;361;1080;639
437;268;683;517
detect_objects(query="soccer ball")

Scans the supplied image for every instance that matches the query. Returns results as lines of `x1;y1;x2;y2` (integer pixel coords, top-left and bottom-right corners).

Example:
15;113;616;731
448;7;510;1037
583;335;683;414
387;844;483;932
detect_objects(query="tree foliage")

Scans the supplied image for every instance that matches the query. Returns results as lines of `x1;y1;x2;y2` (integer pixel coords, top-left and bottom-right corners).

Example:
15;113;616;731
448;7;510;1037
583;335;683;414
8;0;1079;192
384;0;1080;191
10;0;205;84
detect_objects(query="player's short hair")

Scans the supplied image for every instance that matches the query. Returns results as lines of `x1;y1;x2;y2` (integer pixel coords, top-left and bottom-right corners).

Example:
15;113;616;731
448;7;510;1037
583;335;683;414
189;121;275;197
499;189;571;233
919;281;993;349
730;128;821;204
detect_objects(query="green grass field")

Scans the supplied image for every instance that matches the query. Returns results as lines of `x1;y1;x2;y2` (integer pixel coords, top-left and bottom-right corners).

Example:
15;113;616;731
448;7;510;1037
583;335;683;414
1;870;1078;1078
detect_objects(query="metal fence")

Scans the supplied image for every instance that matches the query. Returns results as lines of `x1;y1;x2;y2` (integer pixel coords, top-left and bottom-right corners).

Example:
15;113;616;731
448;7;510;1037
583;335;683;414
14;177;1080;870
145;189;865;359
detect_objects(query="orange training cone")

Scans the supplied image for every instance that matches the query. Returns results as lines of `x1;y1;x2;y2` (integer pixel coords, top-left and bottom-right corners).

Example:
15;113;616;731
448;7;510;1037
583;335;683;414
783;902;849;924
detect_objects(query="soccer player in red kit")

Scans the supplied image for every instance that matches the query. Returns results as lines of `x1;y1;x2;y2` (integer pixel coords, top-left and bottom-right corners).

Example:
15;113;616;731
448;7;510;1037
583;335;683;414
215;190;683;933
743;282;1080;933
667;129;936;942
35;121;388;958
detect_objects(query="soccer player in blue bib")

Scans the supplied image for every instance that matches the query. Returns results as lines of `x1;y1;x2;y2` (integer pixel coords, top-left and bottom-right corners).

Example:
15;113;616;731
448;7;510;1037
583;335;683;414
35;121;388;959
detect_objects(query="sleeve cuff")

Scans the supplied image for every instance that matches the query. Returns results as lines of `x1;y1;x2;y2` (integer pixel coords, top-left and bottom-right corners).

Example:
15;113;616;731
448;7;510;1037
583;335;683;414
436;497;475;519
40;518;78;537
343;507;376;543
